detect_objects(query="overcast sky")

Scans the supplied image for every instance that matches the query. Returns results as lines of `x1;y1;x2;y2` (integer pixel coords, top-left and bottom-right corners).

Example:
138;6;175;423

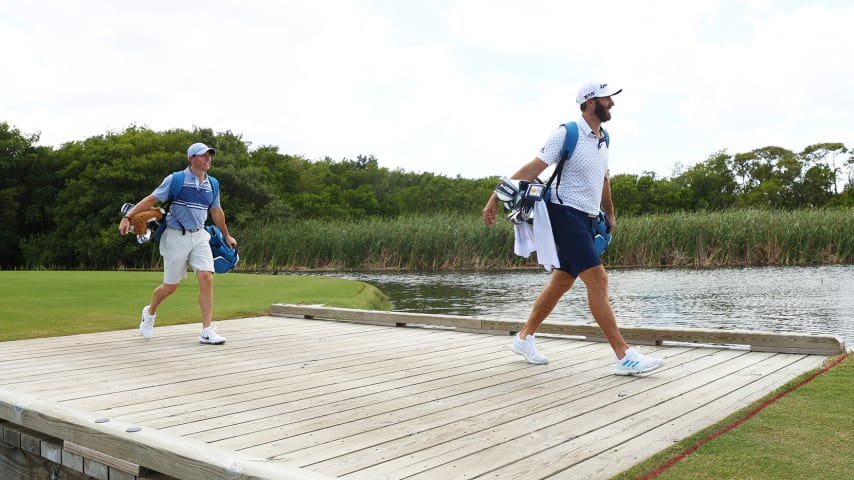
3;0;853;179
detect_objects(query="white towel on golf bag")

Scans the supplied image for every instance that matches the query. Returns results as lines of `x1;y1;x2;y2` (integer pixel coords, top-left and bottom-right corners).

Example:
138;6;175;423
513;201;560;271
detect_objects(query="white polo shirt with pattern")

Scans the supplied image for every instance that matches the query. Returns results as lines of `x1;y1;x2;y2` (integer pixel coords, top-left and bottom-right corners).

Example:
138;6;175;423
537;117;609;215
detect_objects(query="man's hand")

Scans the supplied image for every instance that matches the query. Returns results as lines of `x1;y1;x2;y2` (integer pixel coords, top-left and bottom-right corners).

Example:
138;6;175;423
118;217;131;235
483;193;500;226
605;211;616;234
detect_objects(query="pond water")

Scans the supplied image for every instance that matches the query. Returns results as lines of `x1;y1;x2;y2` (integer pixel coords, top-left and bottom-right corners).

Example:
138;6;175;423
320;265;853;349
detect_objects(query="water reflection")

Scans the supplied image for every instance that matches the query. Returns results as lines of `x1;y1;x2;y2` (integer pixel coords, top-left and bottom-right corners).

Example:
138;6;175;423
319;265;853;348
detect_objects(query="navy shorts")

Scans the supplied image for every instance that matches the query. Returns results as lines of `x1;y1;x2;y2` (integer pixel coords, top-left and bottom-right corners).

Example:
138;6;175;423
547;202;601;277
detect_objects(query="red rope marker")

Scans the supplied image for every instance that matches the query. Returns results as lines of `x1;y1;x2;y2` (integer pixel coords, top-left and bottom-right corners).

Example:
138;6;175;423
638;353;849;480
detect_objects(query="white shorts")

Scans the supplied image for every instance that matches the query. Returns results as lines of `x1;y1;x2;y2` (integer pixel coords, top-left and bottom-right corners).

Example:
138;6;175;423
159;228;214;285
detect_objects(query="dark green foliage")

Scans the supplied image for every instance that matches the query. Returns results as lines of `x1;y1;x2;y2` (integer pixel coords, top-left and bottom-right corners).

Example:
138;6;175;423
0;122;62;268
1;121;852;269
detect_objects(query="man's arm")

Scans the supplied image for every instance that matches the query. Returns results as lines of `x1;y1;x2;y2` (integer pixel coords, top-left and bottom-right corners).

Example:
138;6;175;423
210;207;237;247
483;157;549;226
118;194;160;235
601;175;615;233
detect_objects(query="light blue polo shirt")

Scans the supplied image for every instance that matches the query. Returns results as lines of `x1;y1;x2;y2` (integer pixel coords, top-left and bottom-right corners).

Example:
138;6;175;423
152;167;221;230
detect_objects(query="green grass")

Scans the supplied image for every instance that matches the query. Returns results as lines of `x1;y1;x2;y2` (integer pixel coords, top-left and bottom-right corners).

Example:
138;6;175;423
238;213;526;271
0;271;390;342
611;354;853;480
607;209;854;267
236;208;854;271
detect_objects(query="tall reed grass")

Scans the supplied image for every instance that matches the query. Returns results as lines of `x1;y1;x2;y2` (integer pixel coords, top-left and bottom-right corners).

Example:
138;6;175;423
239;208;854;271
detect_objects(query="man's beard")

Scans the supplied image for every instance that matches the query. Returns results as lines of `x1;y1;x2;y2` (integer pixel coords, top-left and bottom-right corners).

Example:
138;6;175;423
594;100;611;122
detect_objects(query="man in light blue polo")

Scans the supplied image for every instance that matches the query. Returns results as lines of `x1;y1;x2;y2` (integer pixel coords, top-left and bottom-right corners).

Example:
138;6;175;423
119;142;237;344
482;81;664;376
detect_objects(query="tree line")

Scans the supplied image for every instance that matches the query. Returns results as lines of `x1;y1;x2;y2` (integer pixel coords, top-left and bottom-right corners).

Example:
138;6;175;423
1;121;852;269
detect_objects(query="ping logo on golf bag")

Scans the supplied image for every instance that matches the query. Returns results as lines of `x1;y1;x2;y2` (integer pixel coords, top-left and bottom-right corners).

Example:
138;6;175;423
525;183;546;201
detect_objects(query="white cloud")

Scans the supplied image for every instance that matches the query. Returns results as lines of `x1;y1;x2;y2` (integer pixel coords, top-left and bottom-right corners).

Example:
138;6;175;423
2;0;853;181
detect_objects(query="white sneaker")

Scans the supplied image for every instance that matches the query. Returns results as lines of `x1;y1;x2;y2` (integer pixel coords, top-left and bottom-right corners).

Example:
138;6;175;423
614;347;664;375
510;334;549;365
140;305;155;339
199;326;226;345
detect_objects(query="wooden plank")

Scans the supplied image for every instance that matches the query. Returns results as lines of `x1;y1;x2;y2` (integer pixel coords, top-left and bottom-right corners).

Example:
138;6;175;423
2;421;55;457
62;447;86;473
551;354;828;479
312;348;756;478
0;387;338;480
226;344;617;453
4;322;397;399
161;335;521;438
0;317;341;379
394;352;793;479
110;468;140;480
64;440;143;476
0;443;90;480
271;303;483;330
0;315;840;480
260;345;709;467
491;354;825;480
41;437;63;463
2;420;21;447
84;457;110;480
20;425;52;455
105;331;498;427
270;304;846;355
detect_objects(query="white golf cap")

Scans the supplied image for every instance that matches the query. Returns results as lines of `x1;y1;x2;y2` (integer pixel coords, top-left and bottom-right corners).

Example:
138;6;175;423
576;81;622;104
187;142;216;158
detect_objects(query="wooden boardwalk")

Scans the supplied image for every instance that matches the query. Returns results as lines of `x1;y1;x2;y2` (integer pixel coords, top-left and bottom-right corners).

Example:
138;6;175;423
0;306;844;480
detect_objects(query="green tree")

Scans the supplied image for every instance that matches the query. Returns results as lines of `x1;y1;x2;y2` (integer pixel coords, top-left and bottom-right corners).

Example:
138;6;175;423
801;143;848;195
0;123;60;268
796;164;835;207
733;147;799;208
32;126;198;267
673;150;737;210
610;173;644;215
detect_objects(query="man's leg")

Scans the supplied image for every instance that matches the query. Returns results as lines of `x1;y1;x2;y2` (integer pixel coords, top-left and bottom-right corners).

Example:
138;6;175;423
197;271;213;328
580;265;665;375
140;282;177;339
148;283;178;315
520;269;575;338
577;265;629;358
511;269;575;364
153;228;188;316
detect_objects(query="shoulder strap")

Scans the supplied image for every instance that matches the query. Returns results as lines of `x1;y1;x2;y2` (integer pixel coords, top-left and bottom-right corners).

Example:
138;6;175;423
166;170;187;233
208;175;219;205
168;170;184;202
560;121;579;161
546;123;610;205
152;170;185;242
547;122;578;204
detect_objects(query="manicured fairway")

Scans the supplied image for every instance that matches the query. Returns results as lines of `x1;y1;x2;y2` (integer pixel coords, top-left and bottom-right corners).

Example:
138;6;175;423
0;271;388;342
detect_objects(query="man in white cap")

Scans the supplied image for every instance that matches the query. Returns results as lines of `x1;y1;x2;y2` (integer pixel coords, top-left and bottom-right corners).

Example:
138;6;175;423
482;81;664;375
119;142;237;345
